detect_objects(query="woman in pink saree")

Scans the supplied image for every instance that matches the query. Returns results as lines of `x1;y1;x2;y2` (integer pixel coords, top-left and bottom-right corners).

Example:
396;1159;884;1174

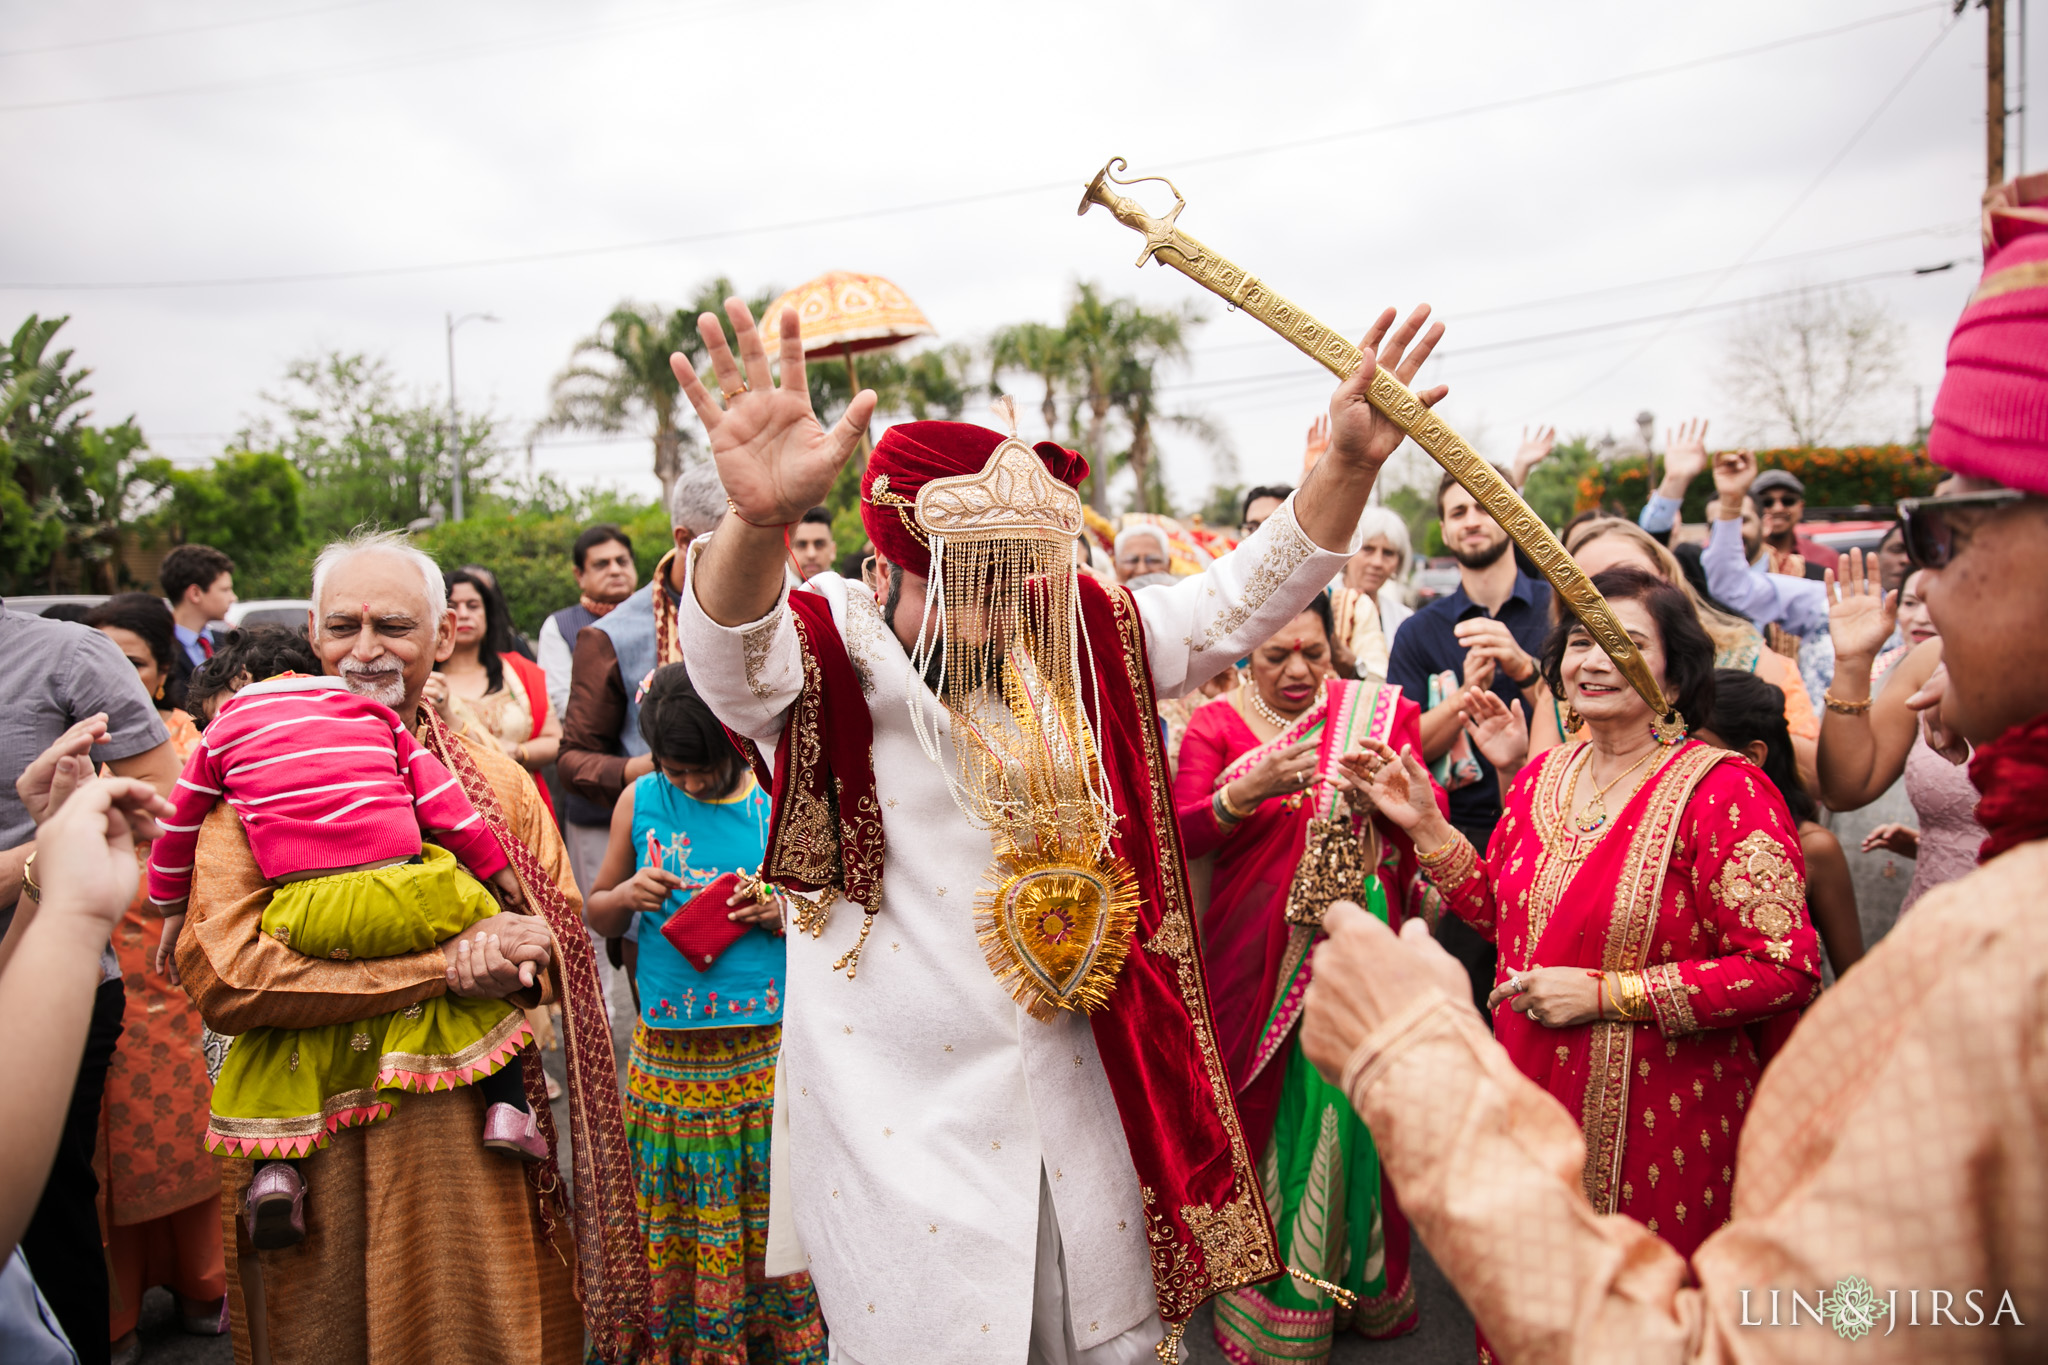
1355;568;1821;1292
1175;594;1436;1363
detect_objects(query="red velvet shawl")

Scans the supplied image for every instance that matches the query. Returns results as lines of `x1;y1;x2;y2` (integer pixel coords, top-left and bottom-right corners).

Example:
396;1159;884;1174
749;574;1281;1327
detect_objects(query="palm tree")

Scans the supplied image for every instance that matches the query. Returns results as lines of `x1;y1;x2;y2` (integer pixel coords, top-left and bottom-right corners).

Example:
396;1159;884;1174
1061;283;1200;513
541;277;775;505
1106;354;1234;515
986;322;1069;441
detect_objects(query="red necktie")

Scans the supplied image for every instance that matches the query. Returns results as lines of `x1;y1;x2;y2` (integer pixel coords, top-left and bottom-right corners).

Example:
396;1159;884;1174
199;635;213;659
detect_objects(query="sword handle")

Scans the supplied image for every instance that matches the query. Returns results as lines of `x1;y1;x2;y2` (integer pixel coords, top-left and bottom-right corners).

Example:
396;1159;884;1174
1079;159;1680;733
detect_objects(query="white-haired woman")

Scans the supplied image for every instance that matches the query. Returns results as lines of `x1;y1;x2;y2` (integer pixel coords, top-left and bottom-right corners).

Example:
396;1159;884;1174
1112;523;1174;583
1331;505;1413;680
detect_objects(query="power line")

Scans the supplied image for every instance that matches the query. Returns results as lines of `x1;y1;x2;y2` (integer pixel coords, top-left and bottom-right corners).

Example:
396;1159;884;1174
1536;8;1966;411
0;4;1949;290
1162;2;1948;176
0;0;393;60
1185;219;1976;358
1155;260;1968;396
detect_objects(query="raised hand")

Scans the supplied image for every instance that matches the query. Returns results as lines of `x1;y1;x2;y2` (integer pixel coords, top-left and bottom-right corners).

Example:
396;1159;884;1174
1659;418;1710;499
1301;414;1330;477
1459;689;1529;775
1825;549;1898;663
1327;305;1448;475
1509;425;1556;490
1711;448;1757;520
672;300;878;528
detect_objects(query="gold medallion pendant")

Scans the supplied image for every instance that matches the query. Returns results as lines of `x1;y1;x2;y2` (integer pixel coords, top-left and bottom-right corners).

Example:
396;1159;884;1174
977;853;1139;1021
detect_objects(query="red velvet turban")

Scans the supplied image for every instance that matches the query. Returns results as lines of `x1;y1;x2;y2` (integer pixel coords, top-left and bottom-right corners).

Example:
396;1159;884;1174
1930;176;2048;495
861;421;1090;577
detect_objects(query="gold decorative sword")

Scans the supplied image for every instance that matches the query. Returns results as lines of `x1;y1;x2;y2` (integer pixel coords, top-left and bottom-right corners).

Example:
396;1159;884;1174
1078;157;1682;735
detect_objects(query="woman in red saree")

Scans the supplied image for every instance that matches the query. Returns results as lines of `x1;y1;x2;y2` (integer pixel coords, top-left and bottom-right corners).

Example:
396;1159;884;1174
1355;568;1821;1292
1175;595;1435;1363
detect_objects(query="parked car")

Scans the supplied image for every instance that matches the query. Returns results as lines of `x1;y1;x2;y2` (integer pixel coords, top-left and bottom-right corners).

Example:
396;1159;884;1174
1412;557;1463;608
7;594;110;617
218;599;312;633
1806;520;1896;559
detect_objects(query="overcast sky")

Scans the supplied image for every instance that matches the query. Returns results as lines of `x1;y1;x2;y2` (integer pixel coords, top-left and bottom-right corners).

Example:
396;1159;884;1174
1;0;2029;510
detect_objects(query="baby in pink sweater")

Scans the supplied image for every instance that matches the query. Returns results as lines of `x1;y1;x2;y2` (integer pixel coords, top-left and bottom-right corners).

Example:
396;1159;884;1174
150;673;545;1251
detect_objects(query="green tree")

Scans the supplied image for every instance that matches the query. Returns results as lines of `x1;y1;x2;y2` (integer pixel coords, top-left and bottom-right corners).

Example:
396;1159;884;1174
1518;437;1599;531
1;314;153;593
243;352;495;543
987;321;1070;441
1381;484;1437;560
1059;283;1201;514
544;277;778;507
147;449;305;557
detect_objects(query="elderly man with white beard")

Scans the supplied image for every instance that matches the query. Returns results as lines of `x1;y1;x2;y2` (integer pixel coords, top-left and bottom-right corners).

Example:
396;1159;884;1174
172;529;648;1365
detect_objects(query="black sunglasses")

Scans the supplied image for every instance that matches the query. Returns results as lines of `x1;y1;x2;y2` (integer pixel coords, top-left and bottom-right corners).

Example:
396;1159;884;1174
1755;493;1802;510
1896;489;2028;569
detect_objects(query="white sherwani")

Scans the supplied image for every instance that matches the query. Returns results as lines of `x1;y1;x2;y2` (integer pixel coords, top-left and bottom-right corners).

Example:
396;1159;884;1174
679;496;1355;1364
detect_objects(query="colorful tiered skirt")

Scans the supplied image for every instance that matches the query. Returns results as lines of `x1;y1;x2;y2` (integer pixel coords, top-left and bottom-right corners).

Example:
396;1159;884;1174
623;1022;825;1365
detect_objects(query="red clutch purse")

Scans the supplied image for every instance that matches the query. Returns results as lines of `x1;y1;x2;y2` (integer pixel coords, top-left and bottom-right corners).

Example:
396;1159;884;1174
659;872;765;972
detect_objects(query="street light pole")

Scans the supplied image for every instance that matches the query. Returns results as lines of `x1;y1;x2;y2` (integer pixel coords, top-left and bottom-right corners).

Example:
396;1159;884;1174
445;311;498;522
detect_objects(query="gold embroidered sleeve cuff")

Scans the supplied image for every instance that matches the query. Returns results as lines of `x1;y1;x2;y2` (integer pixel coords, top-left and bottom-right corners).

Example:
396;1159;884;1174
1639;962;1700;1036
1415;831;1480;893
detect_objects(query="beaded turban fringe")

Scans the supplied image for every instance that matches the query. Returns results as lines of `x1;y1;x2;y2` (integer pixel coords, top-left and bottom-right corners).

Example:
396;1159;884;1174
883;409;1139;1020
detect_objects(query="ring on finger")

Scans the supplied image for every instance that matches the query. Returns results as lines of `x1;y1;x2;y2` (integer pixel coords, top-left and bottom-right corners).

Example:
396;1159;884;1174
725;380;750;399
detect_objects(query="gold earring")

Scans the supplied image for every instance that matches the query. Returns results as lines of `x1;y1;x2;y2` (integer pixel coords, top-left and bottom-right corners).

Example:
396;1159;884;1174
153;679;165;700
1562;704;1584;734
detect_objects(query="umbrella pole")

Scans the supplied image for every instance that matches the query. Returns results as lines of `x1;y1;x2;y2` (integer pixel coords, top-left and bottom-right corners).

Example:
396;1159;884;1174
842;342;872;462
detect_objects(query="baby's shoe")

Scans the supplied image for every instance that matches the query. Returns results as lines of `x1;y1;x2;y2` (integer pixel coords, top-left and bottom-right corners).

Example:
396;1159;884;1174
482;1103;546;1162
245;1161;306;1250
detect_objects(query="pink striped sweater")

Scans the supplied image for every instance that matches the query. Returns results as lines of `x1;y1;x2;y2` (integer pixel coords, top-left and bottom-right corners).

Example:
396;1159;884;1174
147;675;509;904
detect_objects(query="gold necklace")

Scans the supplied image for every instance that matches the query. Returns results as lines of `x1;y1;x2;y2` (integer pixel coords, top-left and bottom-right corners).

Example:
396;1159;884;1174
1565;743;1663;834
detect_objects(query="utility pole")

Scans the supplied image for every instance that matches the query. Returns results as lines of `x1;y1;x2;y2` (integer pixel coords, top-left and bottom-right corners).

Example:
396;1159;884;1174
445;311;498;523
1990;0;2009;187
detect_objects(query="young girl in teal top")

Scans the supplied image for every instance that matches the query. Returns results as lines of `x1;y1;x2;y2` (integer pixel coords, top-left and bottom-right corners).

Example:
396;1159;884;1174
583;664;824;1363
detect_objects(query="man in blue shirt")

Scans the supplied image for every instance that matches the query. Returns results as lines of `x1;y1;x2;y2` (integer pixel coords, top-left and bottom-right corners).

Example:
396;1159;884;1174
1386;470;1552;1016
160;544;234;665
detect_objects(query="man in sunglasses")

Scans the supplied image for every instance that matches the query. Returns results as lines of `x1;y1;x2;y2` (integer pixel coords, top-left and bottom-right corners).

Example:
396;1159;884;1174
1291;172;2048;1360
1749;467;1838;578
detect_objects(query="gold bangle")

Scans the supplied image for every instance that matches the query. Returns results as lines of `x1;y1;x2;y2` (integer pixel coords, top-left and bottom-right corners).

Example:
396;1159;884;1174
1822;690;1874;715
1610;970;1653;1022
1415;834;1467;869
515;742;529;765
1215;783;1254;822
19;851;39;903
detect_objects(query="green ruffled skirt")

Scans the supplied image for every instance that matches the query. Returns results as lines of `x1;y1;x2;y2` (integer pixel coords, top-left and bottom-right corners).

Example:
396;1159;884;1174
205;843;531;1158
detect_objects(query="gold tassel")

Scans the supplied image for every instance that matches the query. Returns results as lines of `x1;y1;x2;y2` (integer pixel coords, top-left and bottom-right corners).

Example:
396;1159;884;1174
831;912;875;979
1285;1264;1359;1308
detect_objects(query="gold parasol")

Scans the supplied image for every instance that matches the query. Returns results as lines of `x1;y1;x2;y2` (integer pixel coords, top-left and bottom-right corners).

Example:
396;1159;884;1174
759;269;935;394
1078;157;1682;736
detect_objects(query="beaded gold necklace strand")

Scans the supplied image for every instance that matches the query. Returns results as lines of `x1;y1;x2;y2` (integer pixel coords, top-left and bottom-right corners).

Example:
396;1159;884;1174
1565;742;1664;834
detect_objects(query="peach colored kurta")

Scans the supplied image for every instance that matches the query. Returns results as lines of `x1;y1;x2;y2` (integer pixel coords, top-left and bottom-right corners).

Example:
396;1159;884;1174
179;731;580;1365
1337;838;2048;1363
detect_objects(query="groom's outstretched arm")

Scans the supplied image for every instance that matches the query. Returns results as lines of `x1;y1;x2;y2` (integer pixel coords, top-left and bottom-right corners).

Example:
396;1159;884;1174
683;298;874;629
